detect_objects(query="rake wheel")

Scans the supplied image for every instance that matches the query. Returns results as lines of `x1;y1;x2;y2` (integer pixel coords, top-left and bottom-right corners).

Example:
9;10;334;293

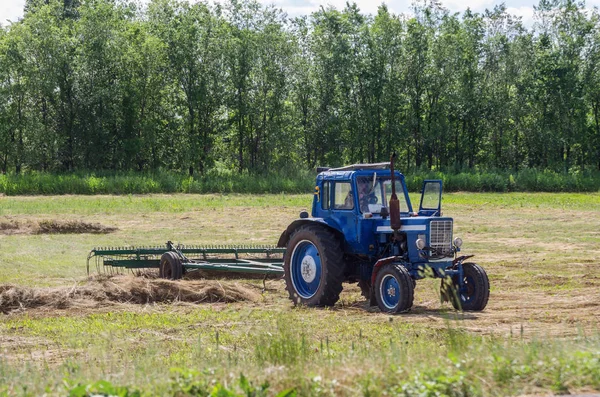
159;252;183;280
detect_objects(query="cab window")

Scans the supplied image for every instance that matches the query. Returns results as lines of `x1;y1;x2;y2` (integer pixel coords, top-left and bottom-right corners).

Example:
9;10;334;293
321;182;330;210
382;179;409;213
354;176;410;214
334;182;354;210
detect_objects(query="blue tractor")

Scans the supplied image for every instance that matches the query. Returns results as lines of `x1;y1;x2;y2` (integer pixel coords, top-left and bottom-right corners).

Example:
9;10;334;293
277;155;490;313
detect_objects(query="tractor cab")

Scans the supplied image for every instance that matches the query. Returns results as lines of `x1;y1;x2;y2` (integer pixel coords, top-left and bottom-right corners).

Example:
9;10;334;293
310;168;407;254
312;168;412;218
310;166;448;260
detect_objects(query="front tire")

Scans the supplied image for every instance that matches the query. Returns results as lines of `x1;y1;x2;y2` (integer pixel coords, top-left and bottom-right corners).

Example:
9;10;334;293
374;264;414;313
284;225;344;306
441;263;489;311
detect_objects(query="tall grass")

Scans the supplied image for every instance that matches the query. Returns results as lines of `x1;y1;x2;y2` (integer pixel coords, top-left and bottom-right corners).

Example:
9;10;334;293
404;168;600;193
0;169;314;196
1;312;599;396
0;168;598;195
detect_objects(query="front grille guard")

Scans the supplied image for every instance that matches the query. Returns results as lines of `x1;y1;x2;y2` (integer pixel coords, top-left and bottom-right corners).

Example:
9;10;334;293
422;220;454;260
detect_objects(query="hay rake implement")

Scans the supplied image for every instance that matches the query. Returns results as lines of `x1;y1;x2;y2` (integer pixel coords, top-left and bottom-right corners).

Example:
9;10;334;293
87;241;285;279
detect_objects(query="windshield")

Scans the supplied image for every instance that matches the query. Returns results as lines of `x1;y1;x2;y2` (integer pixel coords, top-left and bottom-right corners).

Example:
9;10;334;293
356;176;409;214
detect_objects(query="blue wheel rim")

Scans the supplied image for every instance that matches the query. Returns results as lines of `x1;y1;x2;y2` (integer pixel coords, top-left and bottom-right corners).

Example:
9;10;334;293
459;275;475;303
380;274;400;309
290;240;322;299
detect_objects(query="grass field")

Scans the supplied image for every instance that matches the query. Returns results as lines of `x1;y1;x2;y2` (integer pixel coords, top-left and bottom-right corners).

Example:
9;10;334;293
1;193;599;396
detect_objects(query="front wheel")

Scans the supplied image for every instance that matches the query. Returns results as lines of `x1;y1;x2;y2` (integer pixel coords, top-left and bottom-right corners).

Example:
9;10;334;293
283;225;344;307
441;263;489;311
374;264;414;313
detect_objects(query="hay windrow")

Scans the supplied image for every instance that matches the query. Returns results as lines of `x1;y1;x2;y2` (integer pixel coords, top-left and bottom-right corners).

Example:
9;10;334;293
0;218;117;235
37;220;117;234
0;275;261;314
0;219;20;231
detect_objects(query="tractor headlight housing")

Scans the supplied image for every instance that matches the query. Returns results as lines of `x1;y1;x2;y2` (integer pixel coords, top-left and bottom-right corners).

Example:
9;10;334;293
453;237;463;248
416;238;426;250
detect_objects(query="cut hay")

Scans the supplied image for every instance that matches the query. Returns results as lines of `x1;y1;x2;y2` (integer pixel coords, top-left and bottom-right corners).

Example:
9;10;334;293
0;275;261;314
0;218;117;235
37;220;117;234
0;219;20;232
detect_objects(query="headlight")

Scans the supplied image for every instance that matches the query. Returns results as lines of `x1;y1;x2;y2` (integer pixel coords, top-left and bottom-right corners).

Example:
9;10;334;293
453;237;463;248
416;238;426;250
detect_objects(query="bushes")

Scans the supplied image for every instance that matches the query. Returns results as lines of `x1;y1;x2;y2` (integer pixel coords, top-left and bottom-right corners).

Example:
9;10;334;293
405;169;600;193
0;170;314;195
0;169;598;195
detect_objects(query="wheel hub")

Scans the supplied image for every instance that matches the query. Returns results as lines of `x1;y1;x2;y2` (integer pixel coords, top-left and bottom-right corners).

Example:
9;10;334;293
380;274;401;309
387;285;396;297
300;255;317;283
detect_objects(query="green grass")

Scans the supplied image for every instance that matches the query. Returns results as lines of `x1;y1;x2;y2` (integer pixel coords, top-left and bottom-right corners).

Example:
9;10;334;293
1;192;600;395
1;308;599;395
0;168;599;196
0;193;308;216
0;191;598;286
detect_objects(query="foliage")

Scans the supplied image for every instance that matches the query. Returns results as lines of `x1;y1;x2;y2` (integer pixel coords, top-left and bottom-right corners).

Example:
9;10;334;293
1;0;600;177
0;168;597;195
67;380;142;397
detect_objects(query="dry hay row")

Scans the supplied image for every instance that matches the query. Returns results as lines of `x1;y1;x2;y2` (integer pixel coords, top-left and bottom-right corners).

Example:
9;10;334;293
0;275;261;314
0;218;117;235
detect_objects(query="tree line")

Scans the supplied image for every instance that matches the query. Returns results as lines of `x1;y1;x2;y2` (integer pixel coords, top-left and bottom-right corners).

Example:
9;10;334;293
1;0;600;176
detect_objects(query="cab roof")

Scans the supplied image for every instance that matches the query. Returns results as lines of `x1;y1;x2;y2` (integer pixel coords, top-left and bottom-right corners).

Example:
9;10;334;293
329;162;390;171
316;163;404;181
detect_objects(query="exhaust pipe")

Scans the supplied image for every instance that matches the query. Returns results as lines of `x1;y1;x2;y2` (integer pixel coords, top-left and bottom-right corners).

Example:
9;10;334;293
389;153;401;231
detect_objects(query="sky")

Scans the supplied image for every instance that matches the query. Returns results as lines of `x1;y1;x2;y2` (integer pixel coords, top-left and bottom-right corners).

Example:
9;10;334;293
0;0;595;28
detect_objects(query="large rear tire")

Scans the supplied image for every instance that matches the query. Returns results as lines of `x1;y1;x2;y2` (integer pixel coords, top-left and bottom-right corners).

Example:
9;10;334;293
159;252;183;280
284;225;344;306
374;264;414;313
441;262;489;311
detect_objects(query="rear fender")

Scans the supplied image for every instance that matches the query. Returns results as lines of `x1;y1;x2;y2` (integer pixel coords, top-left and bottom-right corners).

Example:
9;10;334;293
277;218;344;248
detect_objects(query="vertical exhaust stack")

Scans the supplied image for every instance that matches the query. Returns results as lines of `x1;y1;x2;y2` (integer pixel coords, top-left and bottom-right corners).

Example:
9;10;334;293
389;153;401;231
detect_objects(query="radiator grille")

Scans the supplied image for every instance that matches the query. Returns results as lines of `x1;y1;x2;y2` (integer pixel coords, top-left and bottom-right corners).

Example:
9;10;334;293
430;220;453;256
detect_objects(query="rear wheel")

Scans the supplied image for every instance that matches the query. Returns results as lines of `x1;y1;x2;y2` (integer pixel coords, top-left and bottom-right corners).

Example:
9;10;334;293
374;264;414;313
284;225;344;306
441;263;489;311
159;252;183;280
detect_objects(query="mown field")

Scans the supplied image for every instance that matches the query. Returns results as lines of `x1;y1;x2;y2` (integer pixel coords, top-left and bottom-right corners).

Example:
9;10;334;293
0;193;599;396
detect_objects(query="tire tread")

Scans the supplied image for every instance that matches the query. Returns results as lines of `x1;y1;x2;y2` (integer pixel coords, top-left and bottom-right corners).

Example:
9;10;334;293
284;225;345;306
445;262;489;311
160;252;183;280
374;264;414;313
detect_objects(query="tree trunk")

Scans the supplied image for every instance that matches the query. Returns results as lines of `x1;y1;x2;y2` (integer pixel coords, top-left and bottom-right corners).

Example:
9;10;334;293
593;101;600;171
238;86;244;174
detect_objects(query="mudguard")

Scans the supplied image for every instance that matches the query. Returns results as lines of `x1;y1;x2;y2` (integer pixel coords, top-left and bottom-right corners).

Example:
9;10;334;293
277;218;344;247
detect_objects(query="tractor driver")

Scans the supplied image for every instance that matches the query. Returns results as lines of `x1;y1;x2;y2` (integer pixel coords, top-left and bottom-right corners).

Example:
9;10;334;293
357;177;375;213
